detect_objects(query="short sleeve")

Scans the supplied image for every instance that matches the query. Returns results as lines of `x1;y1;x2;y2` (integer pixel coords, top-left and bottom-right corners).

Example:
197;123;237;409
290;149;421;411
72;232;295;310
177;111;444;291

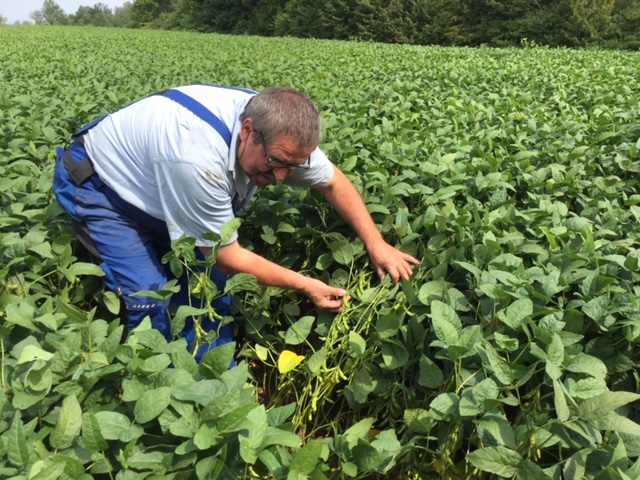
283;148;335;188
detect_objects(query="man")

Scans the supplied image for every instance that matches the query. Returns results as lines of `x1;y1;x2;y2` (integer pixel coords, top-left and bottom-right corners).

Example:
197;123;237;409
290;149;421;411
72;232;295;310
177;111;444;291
53;85;419;358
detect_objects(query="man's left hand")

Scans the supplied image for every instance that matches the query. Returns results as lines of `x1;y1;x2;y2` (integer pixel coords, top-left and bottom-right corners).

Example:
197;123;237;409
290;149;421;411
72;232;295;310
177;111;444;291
367;241;420;283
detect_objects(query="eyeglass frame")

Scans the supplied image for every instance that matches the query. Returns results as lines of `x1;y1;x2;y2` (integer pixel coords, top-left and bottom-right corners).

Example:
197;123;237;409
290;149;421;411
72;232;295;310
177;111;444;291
254;130;311;170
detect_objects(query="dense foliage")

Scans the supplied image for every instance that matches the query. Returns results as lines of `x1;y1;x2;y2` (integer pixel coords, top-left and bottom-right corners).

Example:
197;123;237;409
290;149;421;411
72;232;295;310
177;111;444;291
1;25;640;479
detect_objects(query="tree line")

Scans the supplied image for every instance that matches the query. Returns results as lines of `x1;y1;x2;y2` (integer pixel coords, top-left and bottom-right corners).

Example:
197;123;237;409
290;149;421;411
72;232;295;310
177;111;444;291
5;0;640;50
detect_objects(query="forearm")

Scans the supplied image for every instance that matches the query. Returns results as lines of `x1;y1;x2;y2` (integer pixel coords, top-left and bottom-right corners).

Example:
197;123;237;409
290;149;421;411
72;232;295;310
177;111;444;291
317;166;384;249
317;165;420;281
210;242;310;291
204;241;348;311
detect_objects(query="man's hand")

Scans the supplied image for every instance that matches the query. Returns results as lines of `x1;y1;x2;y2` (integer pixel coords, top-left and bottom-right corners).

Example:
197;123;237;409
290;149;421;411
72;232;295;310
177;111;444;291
302;278;349;312
212;241;350;312
318;167;421;283
367;241;420;283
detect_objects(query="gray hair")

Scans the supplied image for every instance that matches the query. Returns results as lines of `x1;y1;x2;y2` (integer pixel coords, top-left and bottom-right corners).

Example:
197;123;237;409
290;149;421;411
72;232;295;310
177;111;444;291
240;87;322;151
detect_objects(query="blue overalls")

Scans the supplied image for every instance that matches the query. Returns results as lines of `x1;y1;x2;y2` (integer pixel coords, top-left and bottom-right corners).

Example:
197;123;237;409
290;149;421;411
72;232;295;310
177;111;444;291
53;89;243;362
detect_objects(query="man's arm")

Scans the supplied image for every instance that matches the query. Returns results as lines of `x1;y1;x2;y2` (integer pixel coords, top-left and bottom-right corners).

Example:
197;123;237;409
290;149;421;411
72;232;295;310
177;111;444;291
201;241;348;312
316;165;420;282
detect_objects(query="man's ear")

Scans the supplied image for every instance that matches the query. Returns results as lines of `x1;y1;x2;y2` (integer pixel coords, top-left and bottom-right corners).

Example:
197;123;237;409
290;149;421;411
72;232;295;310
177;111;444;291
240;118;254;142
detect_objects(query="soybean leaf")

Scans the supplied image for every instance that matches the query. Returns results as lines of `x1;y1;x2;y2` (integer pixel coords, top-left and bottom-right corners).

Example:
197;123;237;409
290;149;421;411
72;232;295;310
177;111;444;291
7;412;33;468
554;379;570;422
348;331;366;357
404;409;434;434
285;316;315;345
498;298;533;330
174;379;227;406
50;395;83;450
578;392;640;422
467;446;521;477
306;347;327;375
418;354;444;388
82;412;108;452
200;342;236;378
134;387;172;424
266;403;297;427
290;439;323;475
430;300;461;345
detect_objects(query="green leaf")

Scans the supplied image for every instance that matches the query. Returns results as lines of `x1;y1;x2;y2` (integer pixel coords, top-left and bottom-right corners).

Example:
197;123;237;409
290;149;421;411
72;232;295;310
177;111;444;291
565;353;608;380
517;459;553;479
134;387;172;424
483;341;514;385
554;379;570;422
285;316;315;345
17;345;53;365
128;451;168;470
404;408;434;434
330;241;354;266
418;354;444;388
417;280;447;305
477;414;516;448
220;217;242;244
381;339;409;370
200;342;235;378
7;412;33;467
591;412;640;436
173;379;226;406
430;300;461;345
66;262;105;278
582;296;610;321
94;411;143;442
498;298;532;330
306;347;327;375
466;446;521;477
350;367;373;404
290;440;323;475
224;273;260;294
82;413;108;452
578;391;640;422
266;402;296;426
348;331;366;357
102;291;121;314
429;393;459;420
50;395;83;450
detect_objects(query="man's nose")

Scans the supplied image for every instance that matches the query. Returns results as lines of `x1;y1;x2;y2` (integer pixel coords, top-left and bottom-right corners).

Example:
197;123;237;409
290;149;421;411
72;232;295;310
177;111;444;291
272;167;289;182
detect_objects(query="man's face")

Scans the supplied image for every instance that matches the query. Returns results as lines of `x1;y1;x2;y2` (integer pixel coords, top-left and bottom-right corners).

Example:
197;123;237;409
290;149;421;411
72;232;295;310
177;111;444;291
237;119;315;187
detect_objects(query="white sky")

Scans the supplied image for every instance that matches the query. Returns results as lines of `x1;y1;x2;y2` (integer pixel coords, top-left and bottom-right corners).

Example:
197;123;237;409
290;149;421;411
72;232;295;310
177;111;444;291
1;0;127;23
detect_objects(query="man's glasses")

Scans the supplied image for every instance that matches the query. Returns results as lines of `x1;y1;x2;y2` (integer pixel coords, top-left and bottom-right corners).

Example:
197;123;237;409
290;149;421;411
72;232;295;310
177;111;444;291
255;130;311;170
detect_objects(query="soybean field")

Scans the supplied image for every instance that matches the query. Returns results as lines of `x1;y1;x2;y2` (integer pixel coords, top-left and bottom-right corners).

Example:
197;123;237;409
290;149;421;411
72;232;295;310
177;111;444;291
1;26;640;479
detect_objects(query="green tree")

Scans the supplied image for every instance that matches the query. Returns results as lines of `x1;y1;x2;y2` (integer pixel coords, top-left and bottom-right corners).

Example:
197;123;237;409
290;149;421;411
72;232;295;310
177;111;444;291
113;2;134;27
30;10;46;24
273;0;324;37
0;14;7;24
567;0;615;38
607;0;640;49
69;3;115;26
41;0;69;25
130;0;175;27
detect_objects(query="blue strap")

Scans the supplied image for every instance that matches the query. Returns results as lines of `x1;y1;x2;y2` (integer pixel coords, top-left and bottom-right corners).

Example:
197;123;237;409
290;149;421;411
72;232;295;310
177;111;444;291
162;89;232;147
74;115;107;137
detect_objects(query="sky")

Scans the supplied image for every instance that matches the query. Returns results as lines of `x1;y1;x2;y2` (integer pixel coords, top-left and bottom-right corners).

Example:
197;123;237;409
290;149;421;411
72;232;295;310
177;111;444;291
1;0;127;24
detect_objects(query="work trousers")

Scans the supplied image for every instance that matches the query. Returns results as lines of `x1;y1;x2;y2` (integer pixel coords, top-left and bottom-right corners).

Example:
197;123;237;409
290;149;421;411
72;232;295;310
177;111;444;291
53;141;234;361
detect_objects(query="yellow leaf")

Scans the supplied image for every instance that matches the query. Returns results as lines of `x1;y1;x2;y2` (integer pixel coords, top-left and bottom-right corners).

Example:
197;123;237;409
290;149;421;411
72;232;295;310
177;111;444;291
278;350;305;374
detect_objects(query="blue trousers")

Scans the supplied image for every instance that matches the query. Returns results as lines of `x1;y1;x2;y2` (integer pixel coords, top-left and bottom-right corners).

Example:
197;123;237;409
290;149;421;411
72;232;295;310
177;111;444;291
53;141;234;361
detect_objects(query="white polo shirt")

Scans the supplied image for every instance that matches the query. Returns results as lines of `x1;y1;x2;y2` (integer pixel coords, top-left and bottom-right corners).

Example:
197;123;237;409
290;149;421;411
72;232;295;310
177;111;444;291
83;85;334;246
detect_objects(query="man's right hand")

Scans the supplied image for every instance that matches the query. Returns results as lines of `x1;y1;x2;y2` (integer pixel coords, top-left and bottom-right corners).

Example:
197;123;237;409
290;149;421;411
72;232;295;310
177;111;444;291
302;278;349;312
